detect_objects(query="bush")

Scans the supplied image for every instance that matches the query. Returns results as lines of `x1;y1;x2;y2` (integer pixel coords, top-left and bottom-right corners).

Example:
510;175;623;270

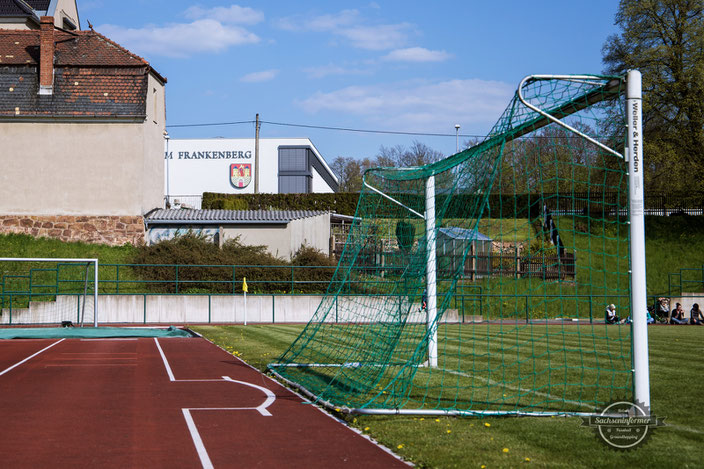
201;192;361;215
128;234;336;294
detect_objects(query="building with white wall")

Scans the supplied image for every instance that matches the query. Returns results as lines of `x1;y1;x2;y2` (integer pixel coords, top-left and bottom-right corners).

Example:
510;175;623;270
165;138;338;208
145;209;331;259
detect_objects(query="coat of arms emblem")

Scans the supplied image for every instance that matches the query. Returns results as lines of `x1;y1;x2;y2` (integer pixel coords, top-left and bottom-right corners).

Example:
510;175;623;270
230;163;252;189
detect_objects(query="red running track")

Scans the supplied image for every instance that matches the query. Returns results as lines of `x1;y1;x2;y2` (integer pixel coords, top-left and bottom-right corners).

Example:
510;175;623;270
0;337;409;468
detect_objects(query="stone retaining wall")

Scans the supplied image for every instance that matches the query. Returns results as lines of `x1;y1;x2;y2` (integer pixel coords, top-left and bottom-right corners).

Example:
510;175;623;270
0;215;145;246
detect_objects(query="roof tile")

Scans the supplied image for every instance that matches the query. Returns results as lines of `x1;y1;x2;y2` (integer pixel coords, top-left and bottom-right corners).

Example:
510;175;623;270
146;210;330;224
0;26;164;118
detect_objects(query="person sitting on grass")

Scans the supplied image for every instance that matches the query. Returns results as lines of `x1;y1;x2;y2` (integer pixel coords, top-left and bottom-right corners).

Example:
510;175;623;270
605;304;622;324
625;309;655;325
670;303;688;325
655;297;670;323
690;303;704;325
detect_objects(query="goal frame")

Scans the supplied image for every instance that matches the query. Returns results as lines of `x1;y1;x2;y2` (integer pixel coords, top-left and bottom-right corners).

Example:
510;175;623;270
0;257;99;327
270;71;650;417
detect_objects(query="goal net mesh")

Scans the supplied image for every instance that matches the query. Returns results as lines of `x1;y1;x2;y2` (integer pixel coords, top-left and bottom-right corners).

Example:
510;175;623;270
269;75;633;415
0;259;96;326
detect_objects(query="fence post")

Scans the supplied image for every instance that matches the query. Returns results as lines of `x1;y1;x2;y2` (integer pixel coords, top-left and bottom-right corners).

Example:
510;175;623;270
272;295;275;323
208;295;211;323
175;265;179;294
143;294;147;324
589;296;593;324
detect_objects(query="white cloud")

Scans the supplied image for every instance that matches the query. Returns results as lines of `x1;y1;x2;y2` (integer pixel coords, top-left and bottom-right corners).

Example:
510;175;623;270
276;9;411;50
297;79;515;131
241;69;279;83
97;19;259;58
383;47;452;63
184;5;264;25
337;23;411;51
303;64;369;79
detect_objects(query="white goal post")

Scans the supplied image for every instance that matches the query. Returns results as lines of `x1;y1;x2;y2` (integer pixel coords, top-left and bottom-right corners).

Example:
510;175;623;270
0;258;99;327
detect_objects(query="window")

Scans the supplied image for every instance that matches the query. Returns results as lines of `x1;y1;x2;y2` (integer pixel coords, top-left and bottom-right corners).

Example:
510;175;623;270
278;147;312;193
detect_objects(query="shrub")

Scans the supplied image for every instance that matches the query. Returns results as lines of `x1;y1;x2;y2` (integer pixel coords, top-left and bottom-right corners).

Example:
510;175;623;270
128;235;336;294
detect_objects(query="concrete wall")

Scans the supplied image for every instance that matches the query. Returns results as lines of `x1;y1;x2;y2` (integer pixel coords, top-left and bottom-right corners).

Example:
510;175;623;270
669;294;704;320
143;73;167;212
53;0;80;29
221;213;331;259
288;213;331;256
0;121;161;216
0;19;35;30
0;294;465;325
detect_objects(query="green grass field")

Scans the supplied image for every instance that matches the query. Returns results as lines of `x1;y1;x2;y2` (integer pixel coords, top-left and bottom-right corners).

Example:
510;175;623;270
194;324;704;469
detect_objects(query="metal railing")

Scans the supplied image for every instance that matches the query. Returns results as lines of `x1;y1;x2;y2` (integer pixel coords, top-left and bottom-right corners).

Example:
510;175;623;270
667;264;704;297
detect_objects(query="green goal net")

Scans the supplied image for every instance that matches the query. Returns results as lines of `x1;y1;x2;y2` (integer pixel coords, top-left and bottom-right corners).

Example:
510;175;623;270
269;73;648;416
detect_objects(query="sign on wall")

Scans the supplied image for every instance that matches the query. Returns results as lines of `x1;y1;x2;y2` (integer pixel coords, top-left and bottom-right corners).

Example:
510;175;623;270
230;163;252;189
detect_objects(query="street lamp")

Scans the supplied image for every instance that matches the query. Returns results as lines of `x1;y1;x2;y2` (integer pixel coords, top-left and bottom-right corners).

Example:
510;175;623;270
454;124;460;153
164;131;170;208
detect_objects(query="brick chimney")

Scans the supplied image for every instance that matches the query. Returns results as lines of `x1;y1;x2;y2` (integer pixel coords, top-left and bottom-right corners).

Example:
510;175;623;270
39;16;55;95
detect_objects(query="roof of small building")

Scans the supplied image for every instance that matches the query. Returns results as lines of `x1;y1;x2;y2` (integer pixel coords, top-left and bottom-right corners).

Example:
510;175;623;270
438;227;492;241
0;27;165;118
145;209;330;225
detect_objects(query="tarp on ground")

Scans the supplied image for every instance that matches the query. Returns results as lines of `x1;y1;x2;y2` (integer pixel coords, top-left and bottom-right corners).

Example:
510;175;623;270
0;326;193;339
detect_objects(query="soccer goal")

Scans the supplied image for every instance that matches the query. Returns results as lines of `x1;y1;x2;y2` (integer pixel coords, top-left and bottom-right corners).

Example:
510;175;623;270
269;71;649;417
0;258;99;327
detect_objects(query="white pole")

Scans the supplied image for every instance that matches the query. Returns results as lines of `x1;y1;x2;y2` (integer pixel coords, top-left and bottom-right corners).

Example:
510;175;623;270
455;124;460;153
93;259;99;327
244;291;247;326
627;70;650;413
164;132;170;208
425;175;438;367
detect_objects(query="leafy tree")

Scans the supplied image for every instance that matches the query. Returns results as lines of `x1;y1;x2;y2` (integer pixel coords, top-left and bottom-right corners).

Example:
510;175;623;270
603;0;704;192
331;156;364;192
331;141;446;192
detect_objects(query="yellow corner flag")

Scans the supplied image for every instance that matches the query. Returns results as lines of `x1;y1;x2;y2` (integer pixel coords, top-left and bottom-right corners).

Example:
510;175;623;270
242;277;248;293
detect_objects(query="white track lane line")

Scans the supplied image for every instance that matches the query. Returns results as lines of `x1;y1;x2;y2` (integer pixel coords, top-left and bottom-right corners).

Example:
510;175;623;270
154;337;176;381
155;338;277;468
182;409;215;469
222;376;275;416
0;339;64;377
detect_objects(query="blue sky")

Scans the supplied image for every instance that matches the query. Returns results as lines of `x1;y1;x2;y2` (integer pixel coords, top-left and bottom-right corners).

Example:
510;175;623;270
82;1;621;162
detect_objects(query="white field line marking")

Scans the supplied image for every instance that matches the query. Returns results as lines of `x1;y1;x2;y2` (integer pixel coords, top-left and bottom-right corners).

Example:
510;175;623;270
192;333;412;467
55;357;137;360
154;337;176;381
0;339;64;377
444;368;598;411
156;337;277;469
182;409;214;469
45;364;137;367
79;338;138;341
222;376;275;416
